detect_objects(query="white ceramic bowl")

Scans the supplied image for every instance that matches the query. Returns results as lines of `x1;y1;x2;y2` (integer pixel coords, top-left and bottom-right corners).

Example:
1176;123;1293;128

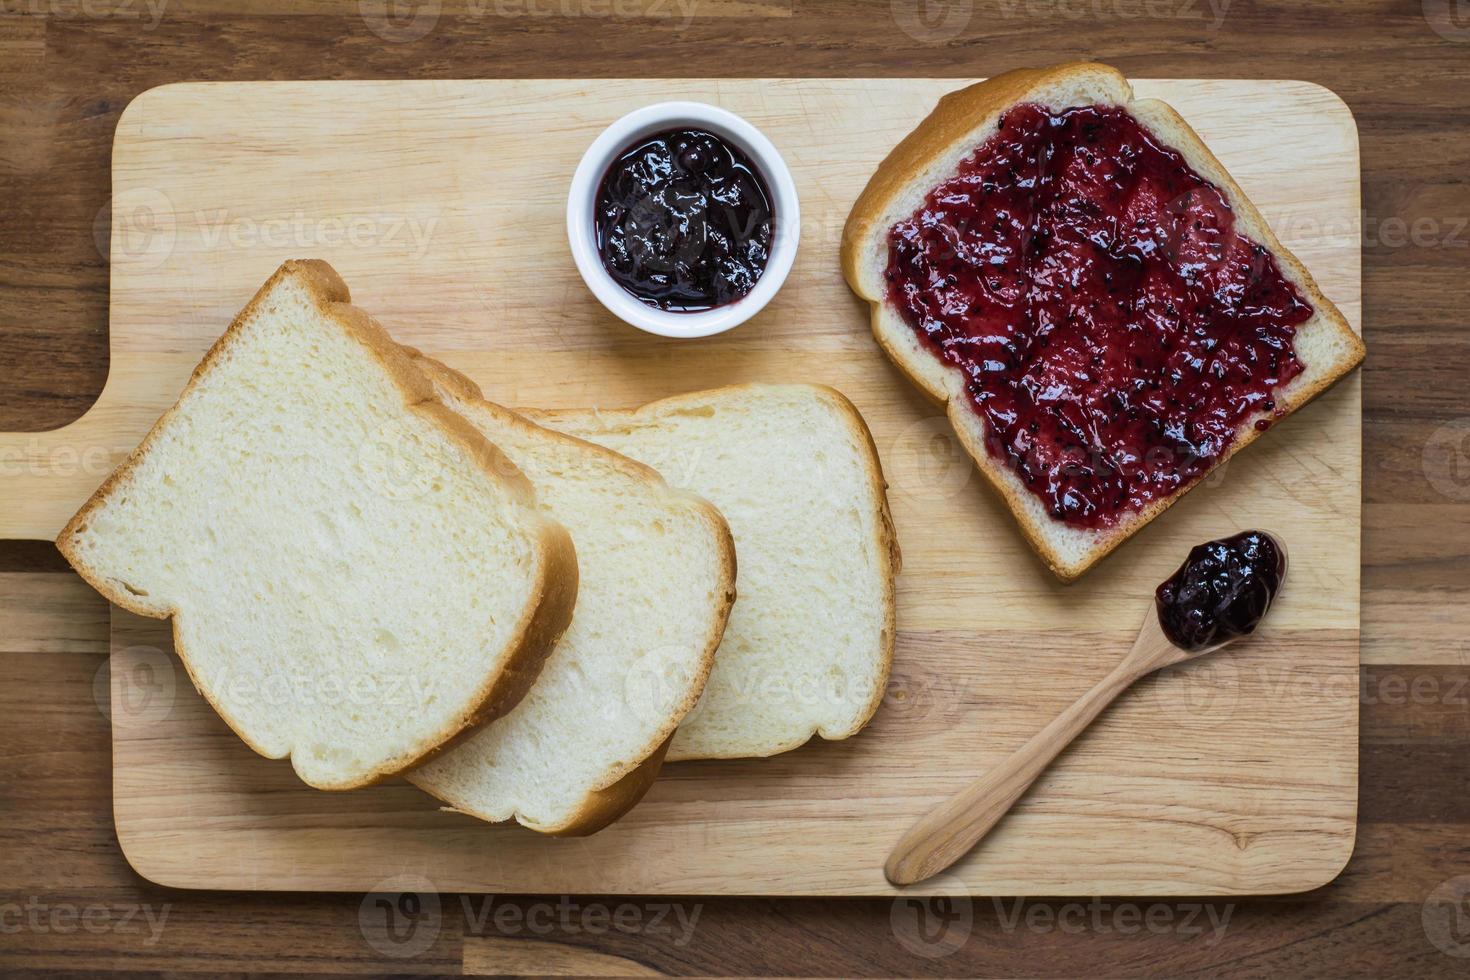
567;101;800;339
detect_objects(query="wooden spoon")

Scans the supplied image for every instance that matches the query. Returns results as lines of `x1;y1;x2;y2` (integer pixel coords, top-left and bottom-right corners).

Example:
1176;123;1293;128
884;611;1197;886
885;528;1288;887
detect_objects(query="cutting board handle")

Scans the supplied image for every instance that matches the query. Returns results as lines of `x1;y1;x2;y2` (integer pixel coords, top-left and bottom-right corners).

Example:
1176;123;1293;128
0;376;165;541
1;408;113;541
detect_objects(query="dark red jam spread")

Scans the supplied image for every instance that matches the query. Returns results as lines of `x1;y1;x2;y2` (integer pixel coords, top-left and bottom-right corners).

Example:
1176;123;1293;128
886;103;1314;527
1155;530;1286;652
596;128;773;312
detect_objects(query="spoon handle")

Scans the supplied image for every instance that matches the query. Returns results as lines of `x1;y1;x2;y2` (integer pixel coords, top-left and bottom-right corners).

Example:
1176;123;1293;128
884;632;1171;886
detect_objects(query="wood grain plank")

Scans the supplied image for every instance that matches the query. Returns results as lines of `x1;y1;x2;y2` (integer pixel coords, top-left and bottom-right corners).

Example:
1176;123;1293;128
0;572;109;653
3;0;1468;972
0;567;1456;974
1359;665;1470;742
106;612;1357;896
464;935;665;976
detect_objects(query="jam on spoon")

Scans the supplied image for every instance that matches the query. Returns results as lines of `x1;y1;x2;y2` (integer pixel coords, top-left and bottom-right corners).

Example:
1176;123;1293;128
1155;529;1288;652
886;527;1291;885
595;128;774;313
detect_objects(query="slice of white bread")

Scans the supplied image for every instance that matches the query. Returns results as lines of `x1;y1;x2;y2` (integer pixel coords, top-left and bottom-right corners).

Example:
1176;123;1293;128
526;384;900;761
56;260;578;790
403;353;736;834
842;63;1366;581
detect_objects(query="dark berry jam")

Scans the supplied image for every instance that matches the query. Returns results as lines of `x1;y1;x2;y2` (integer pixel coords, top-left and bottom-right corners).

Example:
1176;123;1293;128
885;103;1313;527
596;128;773;313
1155;530;1287;652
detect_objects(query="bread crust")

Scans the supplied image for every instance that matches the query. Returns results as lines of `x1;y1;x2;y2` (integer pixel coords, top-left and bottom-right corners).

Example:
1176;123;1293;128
527;382;901;761
841;64;1366;581
547;734;674;837
57;259;579;790
401;351;737;833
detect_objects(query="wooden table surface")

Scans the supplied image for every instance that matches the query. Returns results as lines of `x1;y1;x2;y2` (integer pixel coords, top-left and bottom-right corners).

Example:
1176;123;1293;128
1;1;1466;976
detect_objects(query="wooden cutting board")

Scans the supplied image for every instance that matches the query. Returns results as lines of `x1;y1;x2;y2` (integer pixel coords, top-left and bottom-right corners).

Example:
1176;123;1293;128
6;78;1362;895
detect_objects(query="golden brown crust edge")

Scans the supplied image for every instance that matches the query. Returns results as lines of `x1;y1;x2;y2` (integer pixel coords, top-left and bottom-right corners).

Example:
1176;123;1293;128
841;62;1129;309
57;259;579;791
529;381;901;759
841;64;1365;582
807;384;900;743
400;350;738;831
1031;96;1363;582
543;734;675;837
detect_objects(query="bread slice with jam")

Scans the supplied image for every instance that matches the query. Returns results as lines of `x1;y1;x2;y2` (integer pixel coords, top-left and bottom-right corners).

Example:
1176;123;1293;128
842;62;1364;581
